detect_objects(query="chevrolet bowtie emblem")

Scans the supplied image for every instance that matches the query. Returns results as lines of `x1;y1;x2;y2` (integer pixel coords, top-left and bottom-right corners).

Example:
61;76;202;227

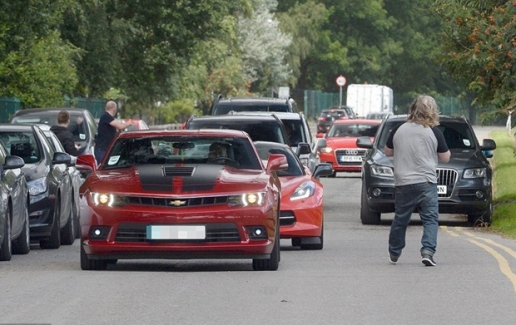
169;200;186;206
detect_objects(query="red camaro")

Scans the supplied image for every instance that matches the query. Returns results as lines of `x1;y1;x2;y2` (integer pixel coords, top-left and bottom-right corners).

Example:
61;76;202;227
77;129;287;271
318;119;381;176
254;142;333;250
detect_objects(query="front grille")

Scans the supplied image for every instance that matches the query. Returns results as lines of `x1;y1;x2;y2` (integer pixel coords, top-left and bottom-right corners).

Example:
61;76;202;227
126;195;229;207
335;149;366;166
115;223;241;243
437;168;457;198
280;211;296;226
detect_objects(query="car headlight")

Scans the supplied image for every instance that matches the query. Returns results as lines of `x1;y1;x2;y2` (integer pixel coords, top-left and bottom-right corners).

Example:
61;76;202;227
371;165;394;177
320;147;333;153
91;192;127;207
28;177;48;196
463;168;486;178
291;181;315;201
228;192;265;207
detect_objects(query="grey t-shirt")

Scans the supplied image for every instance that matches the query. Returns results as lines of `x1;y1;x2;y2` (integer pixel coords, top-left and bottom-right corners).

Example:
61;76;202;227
386;122;448;186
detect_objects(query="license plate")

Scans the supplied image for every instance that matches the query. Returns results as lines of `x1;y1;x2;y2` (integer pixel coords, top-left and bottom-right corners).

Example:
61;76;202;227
146;225;206;240
340;156;363;162
437;185;447;194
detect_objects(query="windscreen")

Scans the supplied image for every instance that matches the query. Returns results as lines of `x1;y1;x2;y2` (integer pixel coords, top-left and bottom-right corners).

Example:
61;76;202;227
103;136;262;170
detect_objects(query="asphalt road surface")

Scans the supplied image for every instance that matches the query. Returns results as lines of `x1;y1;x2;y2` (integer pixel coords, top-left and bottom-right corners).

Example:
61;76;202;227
1;126;515;325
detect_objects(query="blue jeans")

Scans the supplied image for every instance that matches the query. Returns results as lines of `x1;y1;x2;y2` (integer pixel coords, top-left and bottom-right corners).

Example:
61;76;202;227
94;147;106;165
388;182;439;257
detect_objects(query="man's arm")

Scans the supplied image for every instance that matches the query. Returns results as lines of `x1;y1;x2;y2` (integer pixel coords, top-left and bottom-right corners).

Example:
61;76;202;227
109;119;132;130
432;127;450;163
384;146;394;157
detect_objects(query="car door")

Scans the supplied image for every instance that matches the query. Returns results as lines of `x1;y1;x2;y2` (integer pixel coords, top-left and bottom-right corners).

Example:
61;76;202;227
34;127;73;229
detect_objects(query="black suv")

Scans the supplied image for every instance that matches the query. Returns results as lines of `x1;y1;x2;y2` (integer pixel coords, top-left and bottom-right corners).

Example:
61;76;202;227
185;114;290;144
317;106;355;134
210;96;298;115
10;108;98;156
356;115;496;226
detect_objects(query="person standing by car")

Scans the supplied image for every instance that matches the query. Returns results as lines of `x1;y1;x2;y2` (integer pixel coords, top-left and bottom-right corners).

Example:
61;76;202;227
94;101;132;163
50;110;86;156
384;95;450;267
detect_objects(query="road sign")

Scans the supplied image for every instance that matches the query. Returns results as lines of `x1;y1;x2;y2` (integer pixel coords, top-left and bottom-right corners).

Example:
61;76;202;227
336;75;346;87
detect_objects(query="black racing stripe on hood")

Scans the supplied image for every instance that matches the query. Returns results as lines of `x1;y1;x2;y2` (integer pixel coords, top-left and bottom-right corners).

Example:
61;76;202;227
137;165;222;192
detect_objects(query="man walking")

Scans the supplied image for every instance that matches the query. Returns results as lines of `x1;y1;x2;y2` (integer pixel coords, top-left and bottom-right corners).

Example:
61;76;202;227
384;95;450;266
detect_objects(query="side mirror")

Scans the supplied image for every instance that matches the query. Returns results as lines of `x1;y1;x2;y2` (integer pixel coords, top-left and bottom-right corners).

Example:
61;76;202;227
297;143;311;156
312;163;334;178
76;154;97;178
480;139;496;151
266;153;288;173
315;138;327;151
52;152;72;166
356;136;373;149
4;155;25;170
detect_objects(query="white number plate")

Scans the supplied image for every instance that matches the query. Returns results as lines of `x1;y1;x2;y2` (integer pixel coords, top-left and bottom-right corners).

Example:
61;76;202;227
146;225;206;240
340;156;363;162
437;185;447;194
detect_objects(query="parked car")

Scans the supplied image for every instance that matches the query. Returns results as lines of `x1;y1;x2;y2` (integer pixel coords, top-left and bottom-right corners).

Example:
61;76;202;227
254;141;333;249
0;141;30;261
318;119;382;176
185;113;290;144
356;115;497;226
10;108;98;156
78;129;285;271
210;96;299;115
317;107;355;134
224;112;328;174
0;124;75;248
39;124;83;239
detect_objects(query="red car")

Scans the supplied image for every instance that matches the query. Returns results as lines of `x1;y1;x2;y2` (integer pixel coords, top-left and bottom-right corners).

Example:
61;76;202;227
318;119;381;176
254;142;333;250
77;129;287;271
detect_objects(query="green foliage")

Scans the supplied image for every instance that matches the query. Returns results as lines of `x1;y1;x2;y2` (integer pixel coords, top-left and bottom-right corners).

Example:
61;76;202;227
158;100;202;124
433;0;516;115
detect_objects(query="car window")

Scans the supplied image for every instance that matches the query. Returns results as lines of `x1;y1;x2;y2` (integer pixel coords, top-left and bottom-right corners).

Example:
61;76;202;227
0;130;41;163
281;119;306;145
328;123;379;138
188;119;288;144
103;136;262;170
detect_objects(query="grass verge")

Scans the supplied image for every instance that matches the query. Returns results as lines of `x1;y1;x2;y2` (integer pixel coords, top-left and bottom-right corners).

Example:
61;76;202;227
490;130;516;238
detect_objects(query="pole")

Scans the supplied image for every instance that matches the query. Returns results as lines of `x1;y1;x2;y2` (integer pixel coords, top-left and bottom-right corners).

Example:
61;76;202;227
339;86;343;107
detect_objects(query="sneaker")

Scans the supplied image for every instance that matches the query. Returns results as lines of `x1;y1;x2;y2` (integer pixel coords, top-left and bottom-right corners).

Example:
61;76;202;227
389;253;399;264
422;254;436;266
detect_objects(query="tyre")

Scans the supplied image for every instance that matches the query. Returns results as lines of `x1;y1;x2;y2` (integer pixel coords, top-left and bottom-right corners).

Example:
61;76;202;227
253;224;280;271
40;196;61;249
360;184;381;225
0;207;12;261
291;237;301;247
60;198;76;245
301;226;324;250
468;202;492;226
12;203;30;255
80;241;107;270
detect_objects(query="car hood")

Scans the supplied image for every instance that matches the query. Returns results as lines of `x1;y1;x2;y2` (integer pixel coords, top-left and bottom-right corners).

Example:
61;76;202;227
371;148;489;169
84;164;269;195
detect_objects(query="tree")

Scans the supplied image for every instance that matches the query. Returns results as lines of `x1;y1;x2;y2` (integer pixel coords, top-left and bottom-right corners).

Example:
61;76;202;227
433;0;516;119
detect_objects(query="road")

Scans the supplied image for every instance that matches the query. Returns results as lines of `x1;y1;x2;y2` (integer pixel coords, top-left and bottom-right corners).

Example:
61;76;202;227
2;126;516;325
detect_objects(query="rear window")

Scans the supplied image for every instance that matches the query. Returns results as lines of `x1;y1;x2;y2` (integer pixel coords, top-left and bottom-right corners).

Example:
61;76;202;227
0;130;41;163
187;119;288;144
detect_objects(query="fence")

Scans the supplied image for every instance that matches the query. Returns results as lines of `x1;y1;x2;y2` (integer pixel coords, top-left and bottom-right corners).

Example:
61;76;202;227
0;97;21;123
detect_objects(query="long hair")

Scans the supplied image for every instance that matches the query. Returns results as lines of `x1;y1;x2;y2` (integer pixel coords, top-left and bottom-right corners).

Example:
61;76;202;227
406;95;440;127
